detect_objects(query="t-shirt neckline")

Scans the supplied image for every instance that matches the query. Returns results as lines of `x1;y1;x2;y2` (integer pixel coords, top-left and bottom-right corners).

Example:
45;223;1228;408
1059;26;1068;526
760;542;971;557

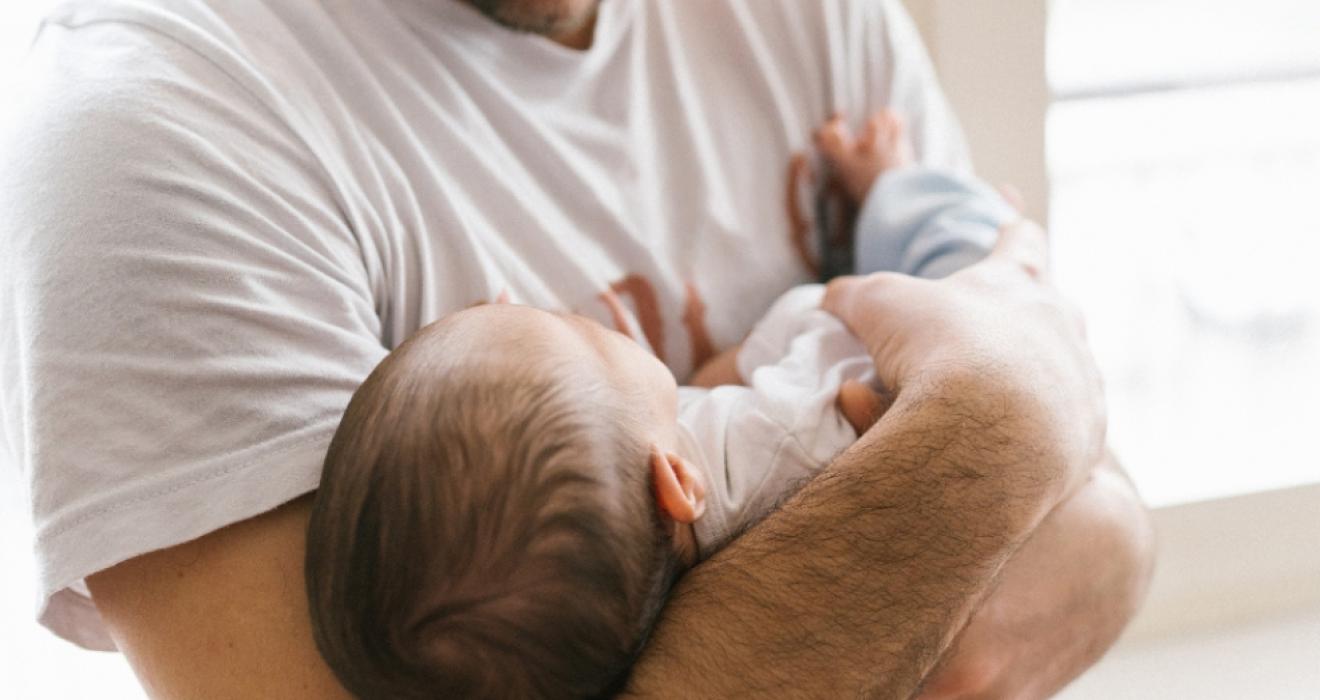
388;0;636;73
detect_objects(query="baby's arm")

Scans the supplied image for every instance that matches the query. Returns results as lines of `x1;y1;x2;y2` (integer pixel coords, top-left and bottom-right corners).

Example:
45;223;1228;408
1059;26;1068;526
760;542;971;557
689;343;744;388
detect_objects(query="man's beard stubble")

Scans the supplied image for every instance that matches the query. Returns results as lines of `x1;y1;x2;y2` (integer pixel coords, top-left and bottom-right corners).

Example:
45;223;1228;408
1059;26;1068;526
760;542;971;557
463;0;601;37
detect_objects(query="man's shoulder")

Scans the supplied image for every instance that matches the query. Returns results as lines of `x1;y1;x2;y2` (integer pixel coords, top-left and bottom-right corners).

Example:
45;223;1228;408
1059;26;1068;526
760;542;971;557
6;0;332;175
45;0;297;42
30;0;345;117
17;1;276;122
0;0;343;263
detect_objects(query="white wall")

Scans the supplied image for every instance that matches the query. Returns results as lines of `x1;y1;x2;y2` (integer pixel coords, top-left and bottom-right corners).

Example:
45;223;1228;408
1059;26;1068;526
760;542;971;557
901;0;1051;223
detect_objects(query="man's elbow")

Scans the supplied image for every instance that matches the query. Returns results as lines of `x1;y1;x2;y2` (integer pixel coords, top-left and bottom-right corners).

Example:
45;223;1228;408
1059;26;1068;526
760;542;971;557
1092;457;1158;621
917;456;1156;700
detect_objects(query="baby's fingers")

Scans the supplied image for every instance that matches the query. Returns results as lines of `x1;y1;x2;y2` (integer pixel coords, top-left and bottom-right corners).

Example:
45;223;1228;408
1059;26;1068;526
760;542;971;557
858;113;884;151
814;116;855;164
837;379;893;434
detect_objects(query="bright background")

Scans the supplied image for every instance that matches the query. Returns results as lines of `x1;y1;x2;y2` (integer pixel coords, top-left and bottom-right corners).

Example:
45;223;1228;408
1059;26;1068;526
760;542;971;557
1048;0;1320;508
3;0;1320;697
1045;1;1320;694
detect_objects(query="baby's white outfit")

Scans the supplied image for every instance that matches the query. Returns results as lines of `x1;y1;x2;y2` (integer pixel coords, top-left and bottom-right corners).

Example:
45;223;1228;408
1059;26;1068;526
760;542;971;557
681;166;1017;555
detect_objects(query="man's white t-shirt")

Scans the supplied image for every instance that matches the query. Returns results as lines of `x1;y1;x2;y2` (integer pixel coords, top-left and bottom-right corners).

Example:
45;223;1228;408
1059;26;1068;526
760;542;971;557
0;0;968;649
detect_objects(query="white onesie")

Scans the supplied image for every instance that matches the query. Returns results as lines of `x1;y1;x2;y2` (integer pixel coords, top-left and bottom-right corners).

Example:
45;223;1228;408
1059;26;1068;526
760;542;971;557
678;284;872;556
679;165;1017;556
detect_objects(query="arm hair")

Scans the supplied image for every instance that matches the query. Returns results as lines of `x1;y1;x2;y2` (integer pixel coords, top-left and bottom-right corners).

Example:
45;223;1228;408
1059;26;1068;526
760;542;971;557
625;370;1064;698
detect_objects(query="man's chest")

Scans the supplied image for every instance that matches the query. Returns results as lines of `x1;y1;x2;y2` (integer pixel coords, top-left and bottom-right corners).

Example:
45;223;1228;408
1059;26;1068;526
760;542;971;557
316;3;870;377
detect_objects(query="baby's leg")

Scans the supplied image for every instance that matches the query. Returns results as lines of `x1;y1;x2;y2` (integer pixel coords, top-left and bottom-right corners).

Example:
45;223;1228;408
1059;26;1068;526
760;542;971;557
689;343;745;388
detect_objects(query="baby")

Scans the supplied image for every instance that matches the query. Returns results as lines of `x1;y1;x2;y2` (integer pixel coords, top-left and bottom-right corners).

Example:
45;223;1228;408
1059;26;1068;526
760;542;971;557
304;111;1018;699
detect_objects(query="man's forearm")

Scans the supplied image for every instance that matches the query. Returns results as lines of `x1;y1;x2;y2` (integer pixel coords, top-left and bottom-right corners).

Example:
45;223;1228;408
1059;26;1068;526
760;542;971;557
918;452;1155;699
626;369;1071;698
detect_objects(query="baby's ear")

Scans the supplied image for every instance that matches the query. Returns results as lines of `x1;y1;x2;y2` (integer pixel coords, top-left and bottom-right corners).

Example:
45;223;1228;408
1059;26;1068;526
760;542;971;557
650;446;707;524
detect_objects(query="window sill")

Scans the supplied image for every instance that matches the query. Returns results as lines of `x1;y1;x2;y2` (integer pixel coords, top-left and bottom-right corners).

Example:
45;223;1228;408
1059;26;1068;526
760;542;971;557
1123;482;1320;644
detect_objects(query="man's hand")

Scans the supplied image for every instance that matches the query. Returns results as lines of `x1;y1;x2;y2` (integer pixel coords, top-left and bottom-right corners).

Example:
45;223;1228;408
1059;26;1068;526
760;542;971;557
823;219;1107;503
832;237;1149;699
627;221;1115;698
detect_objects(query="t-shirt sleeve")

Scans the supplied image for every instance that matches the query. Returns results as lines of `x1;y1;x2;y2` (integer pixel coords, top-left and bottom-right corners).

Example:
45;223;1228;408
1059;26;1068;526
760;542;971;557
0;20;387;649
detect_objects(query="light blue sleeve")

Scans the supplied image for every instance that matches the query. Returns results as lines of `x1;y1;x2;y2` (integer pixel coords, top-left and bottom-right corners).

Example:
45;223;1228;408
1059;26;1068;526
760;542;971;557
853;166;1018;280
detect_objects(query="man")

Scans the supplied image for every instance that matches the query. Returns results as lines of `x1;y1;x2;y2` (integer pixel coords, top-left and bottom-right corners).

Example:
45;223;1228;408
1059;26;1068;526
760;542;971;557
0;0;1152;697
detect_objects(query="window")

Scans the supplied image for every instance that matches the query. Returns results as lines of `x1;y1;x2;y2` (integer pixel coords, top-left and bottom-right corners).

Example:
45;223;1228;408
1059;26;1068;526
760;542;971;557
1047;0;1320;506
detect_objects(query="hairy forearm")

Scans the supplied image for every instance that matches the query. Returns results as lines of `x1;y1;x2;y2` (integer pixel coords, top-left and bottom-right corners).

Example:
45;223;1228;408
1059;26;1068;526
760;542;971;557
626;370;1070;698
918;452;1155;699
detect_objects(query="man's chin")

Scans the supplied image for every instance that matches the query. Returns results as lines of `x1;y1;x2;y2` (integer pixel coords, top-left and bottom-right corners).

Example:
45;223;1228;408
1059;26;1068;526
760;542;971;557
463;0;600;37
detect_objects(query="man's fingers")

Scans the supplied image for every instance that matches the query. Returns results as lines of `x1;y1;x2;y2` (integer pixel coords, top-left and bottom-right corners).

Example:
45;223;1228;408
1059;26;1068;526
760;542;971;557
990;219;1050;281
821;275;857;318
822;271;920;319
822;273;883;319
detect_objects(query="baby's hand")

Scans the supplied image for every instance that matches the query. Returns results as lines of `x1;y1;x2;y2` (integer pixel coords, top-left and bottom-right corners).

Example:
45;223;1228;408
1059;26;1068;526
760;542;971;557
814;109;916;203
836;379;893;435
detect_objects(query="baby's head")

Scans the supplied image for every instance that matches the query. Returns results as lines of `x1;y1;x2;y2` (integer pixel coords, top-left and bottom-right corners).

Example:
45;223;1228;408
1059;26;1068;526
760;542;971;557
306;304;706;699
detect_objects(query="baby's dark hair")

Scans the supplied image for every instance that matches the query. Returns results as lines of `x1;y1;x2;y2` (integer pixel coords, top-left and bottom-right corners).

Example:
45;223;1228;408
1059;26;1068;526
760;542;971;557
306;328;681;699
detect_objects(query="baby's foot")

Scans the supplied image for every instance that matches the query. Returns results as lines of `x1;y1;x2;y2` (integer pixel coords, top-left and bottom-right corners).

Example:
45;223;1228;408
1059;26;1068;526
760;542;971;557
814;109;916;203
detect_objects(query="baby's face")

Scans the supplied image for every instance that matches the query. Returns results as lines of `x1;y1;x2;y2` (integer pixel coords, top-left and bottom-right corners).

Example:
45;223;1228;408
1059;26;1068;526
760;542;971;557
435;304;680;441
